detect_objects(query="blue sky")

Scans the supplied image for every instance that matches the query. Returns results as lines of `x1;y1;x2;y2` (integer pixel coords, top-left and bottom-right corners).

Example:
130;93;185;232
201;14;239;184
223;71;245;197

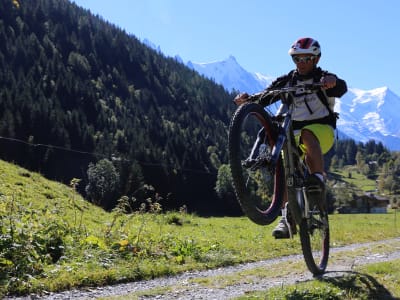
71;0;400;95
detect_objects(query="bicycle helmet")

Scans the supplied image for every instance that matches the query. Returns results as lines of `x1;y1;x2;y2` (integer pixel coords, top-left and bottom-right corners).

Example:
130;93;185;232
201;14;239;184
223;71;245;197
288;37;321;56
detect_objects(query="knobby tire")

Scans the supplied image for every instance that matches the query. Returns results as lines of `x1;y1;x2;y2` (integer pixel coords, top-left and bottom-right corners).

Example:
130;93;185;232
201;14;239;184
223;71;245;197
228;102;284;225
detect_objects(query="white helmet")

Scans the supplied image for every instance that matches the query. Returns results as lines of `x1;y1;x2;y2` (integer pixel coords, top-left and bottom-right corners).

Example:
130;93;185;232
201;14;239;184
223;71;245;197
288;37;321;56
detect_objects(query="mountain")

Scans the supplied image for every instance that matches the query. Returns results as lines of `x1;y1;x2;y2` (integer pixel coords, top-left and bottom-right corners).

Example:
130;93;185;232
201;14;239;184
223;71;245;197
187;56;273;94
187;56;400;150
336;87;400;150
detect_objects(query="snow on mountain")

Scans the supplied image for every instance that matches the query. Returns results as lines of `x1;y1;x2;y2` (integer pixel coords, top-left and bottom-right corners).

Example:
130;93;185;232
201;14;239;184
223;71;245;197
336;87;400;150
187;56;273;94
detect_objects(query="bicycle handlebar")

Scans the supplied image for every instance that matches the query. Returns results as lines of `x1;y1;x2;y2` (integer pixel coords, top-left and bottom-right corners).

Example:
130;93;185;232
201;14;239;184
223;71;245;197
248;82;324;103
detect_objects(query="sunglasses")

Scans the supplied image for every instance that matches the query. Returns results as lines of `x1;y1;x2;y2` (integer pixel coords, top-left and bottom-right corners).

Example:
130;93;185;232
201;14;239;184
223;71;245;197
292;56;315;64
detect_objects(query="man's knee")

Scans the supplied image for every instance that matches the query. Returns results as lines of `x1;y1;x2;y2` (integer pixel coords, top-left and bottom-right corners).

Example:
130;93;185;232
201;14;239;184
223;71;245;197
301;129;319;146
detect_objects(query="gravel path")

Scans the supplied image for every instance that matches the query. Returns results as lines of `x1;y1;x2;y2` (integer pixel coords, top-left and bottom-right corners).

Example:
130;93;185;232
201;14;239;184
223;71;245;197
7;238;400;300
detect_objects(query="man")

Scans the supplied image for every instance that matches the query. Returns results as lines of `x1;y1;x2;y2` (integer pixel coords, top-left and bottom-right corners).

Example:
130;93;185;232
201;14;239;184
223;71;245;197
234;37;347;238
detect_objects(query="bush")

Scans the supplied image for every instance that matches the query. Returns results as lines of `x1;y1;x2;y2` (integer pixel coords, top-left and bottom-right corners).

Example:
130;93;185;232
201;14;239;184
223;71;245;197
0;195;69;291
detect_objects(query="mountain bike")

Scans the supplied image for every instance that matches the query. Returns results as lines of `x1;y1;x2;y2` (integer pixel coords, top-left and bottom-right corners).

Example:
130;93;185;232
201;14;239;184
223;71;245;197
228;83;329;275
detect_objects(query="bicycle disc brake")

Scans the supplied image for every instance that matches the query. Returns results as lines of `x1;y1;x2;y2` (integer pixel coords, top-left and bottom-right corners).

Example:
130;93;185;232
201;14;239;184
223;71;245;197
242;143;273;171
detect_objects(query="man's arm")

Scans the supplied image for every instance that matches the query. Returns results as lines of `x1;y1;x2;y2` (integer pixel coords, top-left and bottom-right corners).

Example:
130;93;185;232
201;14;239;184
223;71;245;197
233;71;292;106
258;72;292;106
325;75;347;98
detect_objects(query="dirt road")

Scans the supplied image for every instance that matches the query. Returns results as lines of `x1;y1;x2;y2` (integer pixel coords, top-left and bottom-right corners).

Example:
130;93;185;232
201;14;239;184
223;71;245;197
8;238;400;299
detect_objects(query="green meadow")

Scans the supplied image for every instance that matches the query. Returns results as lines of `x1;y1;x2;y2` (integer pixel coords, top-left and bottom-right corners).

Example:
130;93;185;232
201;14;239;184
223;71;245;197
0;160;399;298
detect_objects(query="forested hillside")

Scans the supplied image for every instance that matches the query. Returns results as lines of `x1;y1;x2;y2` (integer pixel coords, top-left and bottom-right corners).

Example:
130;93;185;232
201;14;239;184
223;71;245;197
0;0;238;214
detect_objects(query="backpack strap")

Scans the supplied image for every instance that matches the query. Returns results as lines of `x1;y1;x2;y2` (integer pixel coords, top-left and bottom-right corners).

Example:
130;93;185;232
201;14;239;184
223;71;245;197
313;69;340;126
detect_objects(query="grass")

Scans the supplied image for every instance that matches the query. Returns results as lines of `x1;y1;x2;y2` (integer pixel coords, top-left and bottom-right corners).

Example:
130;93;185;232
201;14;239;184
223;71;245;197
330;166;377;192
0;159;399;298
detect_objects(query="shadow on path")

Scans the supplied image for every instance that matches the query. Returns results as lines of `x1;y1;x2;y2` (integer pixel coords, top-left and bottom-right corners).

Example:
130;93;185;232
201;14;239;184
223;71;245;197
315;270;399;300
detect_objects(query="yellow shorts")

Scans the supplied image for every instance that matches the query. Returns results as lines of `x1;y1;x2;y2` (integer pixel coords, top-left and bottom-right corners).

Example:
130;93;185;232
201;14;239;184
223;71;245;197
295;124;335;155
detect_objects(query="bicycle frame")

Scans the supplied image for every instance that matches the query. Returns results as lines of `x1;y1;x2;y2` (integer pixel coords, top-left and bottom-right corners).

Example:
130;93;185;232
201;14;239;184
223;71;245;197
261;84;326;222
261;89;310;224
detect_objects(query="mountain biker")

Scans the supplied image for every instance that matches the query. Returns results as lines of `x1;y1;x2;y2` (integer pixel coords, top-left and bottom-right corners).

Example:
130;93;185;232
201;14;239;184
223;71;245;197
234;37;347;238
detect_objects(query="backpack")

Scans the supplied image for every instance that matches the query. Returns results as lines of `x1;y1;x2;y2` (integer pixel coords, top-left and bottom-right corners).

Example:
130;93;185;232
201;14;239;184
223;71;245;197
274;68;339;129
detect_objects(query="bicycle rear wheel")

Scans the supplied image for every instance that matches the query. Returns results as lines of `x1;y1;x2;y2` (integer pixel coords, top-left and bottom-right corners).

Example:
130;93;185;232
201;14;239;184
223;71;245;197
228;103;284;225
299;200;330;275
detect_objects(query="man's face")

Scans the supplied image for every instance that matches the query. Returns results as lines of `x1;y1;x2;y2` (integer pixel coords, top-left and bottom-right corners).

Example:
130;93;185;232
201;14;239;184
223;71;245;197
292;54;318;75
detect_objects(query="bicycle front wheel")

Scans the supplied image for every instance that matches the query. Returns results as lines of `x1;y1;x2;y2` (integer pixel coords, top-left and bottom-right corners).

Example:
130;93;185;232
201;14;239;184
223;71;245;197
228;103;285;225
299;201;330;275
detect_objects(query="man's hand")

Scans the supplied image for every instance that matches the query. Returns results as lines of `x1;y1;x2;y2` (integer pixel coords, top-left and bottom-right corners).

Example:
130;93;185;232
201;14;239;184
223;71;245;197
320;75;337;89
233;93;250;105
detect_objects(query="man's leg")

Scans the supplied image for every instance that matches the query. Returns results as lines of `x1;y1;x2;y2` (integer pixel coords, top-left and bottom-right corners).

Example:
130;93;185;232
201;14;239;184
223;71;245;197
301;128;326;207
301;129;324;175
272;189;291;238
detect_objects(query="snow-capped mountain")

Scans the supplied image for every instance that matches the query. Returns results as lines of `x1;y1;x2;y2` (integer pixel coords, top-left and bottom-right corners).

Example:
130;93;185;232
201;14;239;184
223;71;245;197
187;56;400;150
187;56;273;94
336;87;400;150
